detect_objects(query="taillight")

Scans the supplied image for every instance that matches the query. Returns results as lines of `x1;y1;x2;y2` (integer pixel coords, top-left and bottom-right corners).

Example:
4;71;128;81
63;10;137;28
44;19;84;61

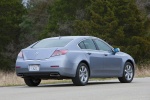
18;51;24;58
51;50;68;57
16;66;21;68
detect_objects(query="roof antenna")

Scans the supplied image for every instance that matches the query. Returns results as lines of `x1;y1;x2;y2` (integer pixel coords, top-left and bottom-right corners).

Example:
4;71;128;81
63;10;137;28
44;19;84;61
58;31;61;39
59;35;61;39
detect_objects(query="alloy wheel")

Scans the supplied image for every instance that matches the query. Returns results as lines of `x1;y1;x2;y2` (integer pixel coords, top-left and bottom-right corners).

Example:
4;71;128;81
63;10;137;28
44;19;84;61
79;65;88;83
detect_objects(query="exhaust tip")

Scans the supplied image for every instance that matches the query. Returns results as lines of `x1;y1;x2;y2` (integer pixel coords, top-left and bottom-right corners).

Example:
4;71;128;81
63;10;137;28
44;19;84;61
50;73;60;77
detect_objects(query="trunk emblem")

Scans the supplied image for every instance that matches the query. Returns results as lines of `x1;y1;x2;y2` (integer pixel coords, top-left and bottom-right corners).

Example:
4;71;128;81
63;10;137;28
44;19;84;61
35;52;39;56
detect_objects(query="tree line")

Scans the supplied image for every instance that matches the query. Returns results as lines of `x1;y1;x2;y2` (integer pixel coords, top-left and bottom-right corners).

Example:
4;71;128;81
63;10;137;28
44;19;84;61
0;0;150;71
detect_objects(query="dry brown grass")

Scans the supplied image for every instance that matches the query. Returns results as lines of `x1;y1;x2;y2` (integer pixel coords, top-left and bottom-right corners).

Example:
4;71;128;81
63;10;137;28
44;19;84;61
0;71;70;86
0;72;24;86
135;64;150;77
0;64;150;86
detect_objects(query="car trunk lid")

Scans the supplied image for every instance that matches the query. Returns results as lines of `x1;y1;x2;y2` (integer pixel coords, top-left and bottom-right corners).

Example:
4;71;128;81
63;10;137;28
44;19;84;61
22;48;58;60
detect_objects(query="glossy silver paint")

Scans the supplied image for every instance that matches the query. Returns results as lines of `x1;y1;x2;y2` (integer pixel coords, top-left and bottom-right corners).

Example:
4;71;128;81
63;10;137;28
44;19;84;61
16;36;135;79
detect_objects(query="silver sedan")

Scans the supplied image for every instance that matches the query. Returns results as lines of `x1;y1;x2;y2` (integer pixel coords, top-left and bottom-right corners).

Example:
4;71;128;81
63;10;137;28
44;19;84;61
16;36;135;86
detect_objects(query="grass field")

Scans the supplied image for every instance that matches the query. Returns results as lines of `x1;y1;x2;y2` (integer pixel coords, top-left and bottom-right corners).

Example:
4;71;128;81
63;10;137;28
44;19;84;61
0;64;150;86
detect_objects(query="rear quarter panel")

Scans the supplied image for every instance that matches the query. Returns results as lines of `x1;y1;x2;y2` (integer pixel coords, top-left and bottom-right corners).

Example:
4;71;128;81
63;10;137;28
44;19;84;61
65;50;89;77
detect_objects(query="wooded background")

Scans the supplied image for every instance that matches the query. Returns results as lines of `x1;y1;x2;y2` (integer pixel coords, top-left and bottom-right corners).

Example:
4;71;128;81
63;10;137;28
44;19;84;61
0;0;150;71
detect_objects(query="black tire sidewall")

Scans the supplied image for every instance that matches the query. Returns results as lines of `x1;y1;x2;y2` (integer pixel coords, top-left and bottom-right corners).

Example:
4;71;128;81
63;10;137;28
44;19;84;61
121;62;134;83
72;63;89;86
24;78;41;86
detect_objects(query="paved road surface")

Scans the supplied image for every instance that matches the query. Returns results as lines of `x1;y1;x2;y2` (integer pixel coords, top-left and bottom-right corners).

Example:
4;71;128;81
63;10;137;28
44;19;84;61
0;77;150;100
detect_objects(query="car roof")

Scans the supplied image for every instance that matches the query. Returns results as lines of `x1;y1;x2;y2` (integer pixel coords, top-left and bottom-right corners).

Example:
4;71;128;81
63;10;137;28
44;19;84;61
45;36;97;40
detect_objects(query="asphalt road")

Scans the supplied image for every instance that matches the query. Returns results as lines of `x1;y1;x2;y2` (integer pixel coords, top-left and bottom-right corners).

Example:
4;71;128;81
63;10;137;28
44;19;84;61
0;77;150;100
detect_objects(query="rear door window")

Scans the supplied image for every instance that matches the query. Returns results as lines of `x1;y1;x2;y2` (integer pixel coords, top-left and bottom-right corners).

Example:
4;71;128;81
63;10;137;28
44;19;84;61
78;41;86;49
78;39;97;50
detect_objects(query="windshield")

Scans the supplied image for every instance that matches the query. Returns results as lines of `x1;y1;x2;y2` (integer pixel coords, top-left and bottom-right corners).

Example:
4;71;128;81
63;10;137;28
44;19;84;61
32;39;72;48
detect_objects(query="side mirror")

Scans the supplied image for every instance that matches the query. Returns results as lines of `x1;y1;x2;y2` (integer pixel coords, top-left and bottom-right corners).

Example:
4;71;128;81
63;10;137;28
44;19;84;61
114;48;120;54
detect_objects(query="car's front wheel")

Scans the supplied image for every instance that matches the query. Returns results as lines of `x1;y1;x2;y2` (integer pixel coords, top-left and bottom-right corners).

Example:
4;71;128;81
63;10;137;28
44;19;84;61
24;78;41;87
118;62;134;83
72;63;89;86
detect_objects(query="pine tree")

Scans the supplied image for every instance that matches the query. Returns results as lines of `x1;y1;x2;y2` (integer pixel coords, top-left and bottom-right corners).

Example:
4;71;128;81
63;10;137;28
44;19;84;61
41;0;90;38
74;0;150;62
111;0;150;62
19;0;52;47
74;0;118;42
43;0;150;62
0;0;26;71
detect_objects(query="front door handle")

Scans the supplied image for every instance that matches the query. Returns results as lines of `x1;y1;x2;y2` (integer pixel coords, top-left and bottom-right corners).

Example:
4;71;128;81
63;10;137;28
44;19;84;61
87;53;92;55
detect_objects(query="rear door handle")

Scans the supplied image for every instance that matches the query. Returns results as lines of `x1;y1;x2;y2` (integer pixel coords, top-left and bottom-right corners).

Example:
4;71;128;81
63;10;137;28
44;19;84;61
87;53;92;55
104;54;108;56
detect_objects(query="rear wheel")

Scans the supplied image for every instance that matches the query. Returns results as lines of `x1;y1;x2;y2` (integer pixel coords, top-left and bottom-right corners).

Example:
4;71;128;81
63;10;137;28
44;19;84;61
72;63;89;86
118;62;134;83
24;78;41;87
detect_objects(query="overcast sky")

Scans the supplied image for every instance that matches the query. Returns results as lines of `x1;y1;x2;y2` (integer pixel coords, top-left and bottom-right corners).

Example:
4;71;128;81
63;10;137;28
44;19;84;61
22;0;29;7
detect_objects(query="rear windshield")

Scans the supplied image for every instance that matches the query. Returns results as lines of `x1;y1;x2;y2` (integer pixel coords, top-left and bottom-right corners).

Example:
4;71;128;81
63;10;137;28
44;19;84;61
32;39;72;48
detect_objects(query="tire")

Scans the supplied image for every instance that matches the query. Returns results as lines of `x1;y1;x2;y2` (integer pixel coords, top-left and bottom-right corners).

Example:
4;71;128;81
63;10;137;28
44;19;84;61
72;63;89;86
24;78;41;87
118;62;134;83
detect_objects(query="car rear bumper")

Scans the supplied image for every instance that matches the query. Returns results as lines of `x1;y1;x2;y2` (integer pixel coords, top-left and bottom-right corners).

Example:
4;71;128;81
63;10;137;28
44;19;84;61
16;56;77;78
17;72;71;79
